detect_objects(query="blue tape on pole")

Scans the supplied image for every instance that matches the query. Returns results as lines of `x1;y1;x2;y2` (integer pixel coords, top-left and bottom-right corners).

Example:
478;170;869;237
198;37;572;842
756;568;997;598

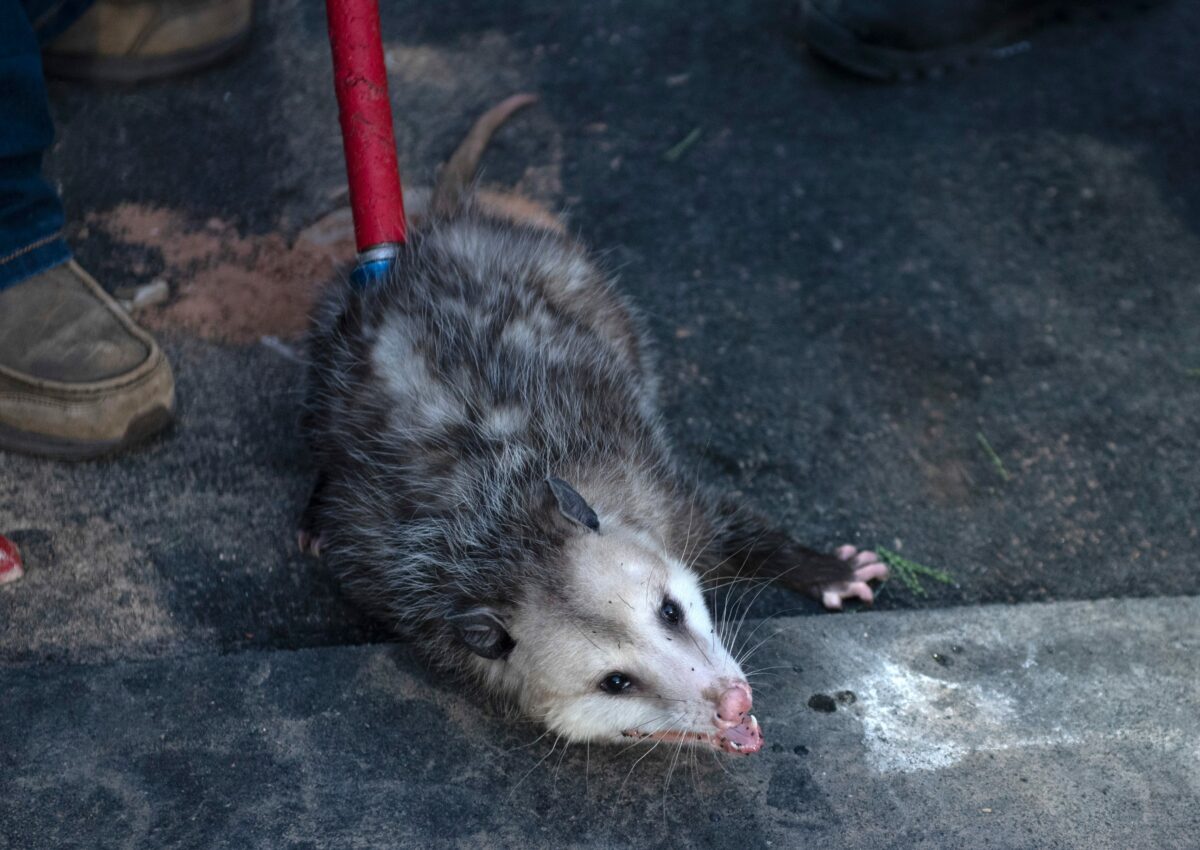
350;257;395;290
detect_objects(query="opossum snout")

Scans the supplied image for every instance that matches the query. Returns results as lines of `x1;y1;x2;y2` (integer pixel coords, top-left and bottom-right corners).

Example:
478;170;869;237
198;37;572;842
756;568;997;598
714;682;753;728
712;681;764;755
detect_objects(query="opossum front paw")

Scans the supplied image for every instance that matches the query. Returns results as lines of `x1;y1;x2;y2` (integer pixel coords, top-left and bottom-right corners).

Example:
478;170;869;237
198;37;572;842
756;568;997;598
297;529;325;558
820;545;889;611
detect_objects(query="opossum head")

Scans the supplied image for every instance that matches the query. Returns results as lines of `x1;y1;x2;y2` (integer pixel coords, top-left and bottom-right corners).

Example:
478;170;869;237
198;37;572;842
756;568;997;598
452;479;764;755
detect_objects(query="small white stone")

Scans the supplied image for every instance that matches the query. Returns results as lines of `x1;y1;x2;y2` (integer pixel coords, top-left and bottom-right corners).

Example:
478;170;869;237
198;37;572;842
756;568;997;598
129;279;169;311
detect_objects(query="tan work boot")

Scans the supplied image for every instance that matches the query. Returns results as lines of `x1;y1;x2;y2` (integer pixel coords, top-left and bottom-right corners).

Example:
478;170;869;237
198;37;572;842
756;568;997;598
42;0;253;84
0;261;175;459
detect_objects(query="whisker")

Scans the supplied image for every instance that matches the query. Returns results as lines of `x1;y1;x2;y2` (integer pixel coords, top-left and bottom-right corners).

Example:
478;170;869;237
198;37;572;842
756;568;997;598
736;628;787;670
502;724;554;754
553;738;572;788
662;735;688;819
742;663;792;678
707;745;735;779
619;715;680;796
507;734;562;801
724;539;793;652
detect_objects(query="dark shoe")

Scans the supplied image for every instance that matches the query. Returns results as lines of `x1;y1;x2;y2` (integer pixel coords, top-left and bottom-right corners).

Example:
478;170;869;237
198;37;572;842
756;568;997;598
0;261;175;459
796;0;1163;80
43;0;252;84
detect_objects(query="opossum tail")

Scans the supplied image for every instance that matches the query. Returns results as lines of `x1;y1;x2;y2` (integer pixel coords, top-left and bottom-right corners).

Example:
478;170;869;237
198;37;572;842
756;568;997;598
430;93;539;218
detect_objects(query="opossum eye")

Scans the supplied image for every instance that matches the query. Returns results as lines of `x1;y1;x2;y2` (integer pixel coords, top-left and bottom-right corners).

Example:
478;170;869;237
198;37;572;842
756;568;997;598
659;598;682;626
599;672;633;694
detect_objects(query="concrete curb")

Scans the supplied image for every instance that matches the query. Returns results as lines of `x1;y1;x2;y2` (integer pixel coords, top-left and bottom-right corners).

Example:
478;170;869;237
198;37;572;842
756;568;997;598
3;595;1195;848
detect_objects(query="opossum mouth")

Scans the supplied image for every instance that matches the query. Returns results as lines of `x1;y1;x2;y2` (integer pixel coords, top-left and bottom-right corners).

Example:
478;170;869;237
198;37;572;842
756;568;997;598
622;714;763;756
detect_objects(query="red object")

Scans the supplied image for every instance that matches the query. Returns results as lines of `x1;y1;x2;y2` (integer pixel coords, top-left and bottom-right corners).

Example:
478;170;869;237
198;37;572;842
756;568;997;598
325;0;406;252
0;534;23;585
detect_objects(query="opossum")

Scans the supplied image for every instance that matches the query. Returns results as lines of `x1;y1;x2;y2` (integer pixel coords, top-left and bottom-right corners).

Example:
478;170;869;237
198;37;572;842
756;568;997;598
300;94;888;756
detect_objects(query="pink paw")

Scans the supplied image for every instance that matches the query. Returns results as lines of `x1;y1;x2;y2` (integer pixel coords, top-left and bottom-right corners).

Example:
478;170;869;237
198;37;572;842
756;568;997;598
297;529;324;558
820;545;889;611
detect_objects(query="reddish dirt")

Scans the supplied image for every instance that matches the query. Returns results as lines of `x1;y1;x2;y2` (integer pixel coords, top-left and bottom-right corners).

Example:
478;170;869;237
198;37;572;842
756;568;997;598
87;193;562;346
87;203;356;345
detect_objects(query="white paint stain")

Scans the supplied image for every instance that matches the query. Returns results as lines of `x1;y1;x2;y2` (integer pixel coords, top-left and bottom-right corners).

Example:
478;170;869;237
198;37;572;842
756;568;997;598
853;657;1080;774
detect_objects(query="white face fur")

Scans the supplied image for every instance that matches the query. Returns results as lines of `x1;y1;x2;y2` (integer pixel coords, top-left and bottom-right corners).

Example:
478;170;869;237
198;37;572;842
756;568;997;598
488;530;758;752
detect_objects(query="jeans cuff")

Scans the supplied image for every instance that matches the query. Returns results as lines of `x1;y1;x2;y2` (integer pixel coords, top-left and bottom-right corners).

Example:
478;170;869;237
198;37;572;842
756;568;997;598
0;232;71;291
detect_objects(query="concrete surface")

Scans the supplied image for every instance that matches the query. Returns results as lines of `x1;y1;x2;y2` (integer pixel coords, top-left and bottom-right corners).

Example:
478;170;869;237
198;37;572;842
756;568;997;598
2;0;1199;847
4;597;1197;849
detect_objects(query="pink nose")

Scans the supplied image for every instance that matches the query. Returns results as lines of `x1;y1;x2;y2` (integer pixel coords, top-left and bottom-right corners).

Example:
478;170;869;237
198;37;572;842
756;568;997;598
715;682;753;728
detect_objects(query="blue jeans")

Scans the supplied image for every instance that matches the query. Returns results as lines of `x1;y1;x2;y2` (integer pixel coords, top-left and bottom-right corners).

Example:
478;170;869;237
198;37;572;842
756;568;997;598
0;0;94;291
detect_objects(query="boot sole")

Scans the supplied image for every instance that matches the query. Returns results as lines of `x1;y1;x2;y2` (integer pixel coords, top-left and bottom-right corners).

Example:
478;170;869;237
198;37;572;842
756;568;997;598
797;0;1166;81
0;405;173;461
42;26;250;85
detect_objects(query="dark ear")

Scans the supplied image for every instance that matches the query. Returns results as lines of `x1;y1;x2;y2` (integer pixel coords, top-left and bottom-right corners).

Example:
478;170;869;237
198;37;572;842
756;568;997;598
446;607;515;660
547;477;600;532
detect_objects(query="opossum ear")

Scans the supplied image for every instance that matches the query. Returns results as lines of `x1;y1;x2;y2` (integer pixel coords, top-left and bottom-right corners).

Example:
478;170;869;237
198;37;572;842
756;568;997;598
547;477;600;531
447;607;515;660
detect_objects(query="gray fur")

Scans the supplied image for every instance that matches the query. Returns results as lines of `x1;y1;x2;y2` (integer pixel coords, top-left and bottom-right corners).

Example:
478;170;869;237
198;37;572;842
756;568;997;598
301;95;858;714
302;196;854;690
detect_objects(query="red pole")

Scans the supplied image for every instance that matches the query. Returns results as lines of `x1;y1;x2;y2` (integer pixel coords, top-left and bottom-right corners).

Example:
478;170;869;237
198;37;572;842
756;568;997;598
325;0;406;253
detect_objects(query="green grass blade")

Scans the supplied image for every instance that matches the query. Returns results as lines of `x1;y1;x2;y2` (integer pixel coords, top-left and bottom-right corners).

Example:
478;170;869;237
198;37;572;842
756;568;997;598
877;546;957;598
976;431;1011;482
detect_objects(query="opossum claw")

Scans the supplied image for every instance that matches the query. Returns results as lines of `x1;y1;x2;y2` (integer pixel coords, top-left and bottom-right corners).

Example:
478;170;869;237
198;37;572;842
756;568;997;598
821;546;889;610
297;529;324;558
